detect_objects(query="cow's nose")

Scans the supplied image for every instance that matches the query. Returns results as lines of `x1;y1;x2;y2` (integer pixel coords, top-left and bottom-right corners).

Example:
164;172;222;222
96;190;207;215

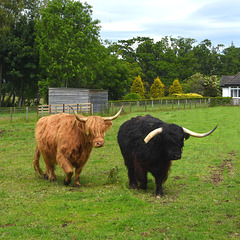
94;141;105;148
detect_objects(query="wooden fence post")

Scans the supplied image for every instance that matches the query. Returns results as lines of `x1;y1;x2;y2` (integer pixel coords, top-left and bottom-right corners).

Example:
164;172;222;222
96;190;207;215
91;103;93;115
26;107;28;123
111;102;114;115
10;107;13;123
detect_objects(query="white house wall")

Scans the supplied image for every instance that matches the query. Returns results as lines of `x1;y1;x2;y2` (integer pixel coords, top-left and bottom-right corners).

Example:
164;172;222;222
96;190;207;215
222;87;229;97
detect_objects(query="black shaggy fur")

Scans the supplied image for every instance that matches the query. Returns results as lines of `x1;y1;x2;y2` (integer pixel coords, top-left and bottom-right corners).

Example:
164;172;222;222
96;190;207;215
117;115;190;196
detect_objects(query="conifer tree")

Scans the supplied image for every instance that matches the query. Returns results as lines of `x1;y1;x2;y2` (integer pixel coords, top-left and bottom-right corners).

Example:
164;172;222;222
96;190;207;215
150;77;165;98
131;75;145;98
169;79;183;95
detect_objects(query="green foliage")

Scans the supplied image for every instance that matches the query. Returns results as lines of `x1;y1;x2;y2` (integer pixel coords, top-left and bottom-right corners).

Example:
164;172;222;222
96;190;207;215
0;15;39;106
169;79;183;96
203;75;221;97
172;93;203;98
183;73;221;97
35;0;101;89
150;76;165;98
124;93;141;100
209;97;232;106
131;75;145;98
183;73;205;95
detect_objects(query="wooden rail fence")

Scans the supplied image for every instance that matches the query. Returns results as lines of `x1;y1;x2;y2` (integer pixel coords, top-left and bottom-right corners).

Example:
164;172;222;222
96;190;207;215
37;103;93;117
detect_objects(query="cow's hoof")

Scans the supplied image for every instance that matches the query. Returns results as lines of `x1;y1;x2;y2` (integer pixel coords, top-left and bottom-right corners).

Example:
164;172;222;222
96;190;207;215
64;179;71;185
129;184;138;189
73;183;81;188
44;174;49;180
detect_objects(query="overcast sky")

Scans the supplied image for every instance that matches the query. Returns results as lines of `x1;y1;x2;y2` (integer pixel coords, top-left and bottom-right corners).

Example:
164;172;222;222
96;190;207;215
85;0;240;48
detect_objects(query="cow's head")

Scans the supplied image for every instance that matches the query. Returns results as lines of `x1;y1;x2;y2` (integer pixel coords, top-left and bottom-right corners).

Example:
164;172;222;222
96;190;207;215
144;123;218;160
70;106;123;148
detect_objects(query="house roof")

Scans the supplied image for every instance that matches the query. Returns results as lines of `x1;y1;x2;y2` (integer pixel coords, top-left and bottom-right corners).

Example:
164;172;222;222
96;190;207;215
221;72;240;87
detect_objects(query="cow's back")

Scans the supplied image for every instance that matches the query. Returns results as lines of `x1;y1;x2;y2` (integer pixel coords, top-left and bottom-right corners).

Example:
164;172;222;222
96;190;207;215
35;113;76;160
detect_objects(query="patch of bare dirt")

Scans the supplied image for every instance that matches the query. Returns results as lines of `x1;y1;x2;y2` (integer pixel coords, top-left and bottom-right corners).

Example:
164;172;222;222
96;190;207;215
0;130;5;137
209;151;236;186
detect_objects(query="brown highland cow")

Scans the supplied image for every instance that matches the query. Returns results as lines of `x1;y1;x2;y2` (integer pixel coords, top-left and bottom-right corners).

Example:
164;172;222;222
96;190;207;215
33;106;122;187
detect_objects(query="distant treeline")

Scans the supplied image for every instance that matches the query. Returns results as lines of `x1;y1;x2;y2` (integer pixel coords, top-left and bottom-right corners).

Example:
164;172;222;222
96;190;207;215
1;0;240;107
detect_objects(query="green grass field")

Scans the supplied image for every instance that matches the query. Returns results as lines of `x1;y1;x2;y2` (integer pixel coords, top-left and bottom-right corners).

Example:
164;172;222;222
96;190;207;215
0;106;239;239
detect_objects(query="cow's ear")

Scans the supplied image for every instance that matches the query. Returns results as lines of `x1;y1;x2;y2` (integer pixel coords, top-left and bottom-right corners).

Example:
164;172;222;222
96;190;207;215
184;132;190;141
104;120;113;130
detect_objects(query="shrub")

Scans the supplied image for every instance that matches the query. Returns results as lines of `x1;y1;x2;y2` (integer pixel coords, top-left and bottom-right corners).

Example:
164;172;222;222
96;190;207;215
169;79;183;96
172;93;203;98
124;93;142;100
150;77;165;98
131;75;145;99
209;97;232;106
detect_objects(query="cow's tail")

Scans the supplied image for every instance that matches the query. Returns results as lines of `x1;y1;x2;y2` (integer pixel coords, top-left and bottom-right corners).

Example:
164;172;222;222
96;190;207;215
33;145;44;175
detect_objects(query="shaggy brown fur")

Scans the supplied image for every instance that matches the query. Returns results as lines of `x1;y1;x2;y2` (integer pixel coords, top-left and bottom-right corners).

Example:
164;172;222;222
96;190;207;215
33;113;112;186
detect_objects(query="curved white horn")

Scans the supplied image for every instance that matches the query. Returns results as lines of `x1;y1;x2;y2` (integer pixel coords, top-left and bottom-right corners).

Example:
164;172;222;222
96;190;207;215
182;124;218;138
102;106;123;121
68;105;87;122
144;127;163;143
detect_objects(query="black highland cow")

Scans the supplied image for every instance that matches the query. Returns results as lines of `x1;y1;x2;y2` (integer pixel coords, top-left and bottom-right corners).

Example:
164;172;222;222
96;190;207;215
117;115;217;197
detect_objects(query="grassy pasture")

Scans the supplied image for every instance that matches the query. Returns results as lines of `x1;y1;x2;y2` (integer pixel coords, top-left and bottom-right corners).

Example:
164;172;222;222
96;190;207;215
0;106;239;239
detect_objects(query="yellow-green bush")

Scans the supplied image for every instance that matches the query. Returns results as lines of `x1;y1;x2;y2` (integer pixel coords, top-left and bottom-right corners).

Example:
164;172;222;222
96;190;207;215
130;75;145;99
150;77;165;98
169;79;182;95
172;93;203;98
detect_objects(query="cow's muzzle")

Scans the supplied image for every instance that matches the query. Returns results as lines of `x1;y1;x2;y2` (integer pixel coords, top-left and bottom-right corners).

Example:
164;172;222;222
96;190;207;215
170;154;182;160
93;140;105;148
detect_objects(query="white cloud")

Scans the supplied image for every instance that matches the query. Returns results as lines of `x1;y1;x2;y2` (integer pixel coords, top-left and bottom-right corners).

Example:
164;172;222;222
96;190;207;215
85;0;240;47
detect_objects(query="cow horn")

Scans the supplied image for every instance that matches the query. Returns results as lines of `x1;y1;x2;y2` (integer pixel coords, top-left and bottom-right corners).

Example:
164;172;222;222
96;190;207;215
102;106;123;121
144;127;163;143
182;124;218;138
68;105;87;122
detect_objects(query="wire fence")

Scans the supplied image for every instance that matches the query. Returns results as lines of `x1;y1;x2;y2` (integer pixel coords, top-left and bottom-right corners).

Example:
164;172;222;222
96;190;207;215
0;98;236;123
108;98;210;115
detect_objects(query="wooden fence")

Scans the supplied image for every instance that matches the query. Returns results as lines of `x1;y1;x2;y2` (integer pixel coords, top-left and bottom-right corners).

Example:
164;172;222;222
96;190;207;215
37;103;93;117
0;98;236;123
108;98;210;115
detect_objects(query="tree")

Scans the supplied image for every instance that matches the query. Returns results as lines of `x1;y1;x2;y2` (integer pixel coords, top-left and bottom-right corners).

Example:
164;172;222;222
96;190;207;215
169;79;182;96
131;75;145;98
220;46;240;75
183;73;205;95
183;73;221;97
0;0;24;106
0;0;40;106
150;77;165;98
203;75;221;97
35;0;101;97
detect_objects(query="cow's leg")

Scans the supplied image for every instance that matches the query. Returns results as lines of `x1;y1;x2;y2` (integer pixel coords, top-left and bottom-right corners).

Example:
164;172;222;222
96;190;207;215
155;177;164;197
42;154;56;181
127;166;138;189
135;163;147;190
122;153;138;189
57;154;74;185
73;167;83;187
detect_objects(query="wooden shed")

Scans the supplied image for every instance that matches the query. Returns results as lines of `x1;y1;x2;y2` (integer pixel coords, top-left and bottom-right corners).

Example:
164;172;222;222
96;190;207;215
49;88;108;113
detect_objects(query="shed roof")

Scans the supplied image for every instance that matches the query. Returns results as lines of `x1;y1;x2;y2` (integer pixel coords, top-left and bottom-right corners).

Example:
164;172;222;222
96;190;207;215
221;72;240;87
